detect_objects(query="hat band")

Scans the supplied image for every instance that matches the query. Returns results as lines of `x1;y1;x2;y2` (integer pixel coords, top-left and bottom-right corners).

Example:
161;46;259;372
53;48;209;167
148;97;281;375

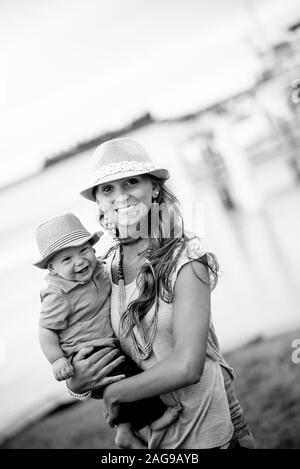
93;160;157;184
43;230;91;259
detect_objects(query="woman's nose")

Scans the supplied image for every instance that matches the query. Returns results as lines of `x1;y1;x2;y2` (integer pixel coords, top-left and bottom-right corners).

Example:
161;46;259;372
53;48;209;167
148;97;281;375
113;184;126;198
114;194;129;207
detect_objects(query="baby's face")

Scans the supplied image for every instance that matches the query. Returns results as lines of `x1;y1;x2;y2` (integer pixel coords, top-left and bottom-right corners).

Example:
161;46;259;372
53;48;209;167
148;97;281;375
48;243;97;282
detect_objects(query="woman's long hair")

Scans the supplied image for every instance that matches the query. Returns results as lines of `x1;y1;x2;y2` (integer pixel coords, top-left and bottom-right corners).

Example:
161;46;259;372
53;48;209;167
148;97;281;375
99;175;219;346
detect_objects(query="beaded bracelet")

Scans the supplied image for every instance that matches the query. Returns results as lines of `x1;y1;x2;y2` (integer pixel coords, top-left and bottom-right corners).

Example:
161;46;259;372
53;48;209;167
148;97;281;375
65;381;92;401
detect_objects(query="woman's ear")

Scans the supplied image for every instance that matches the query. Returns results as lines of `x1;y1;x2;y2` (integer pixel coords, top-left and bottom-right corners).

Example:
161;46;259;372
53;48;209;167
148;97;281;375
151;183;160;200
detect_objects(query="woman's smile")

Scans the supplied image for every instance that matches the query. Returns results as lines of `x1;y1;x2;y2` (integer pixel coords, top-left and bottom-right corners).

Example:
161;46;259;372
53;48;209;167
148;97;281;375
115;204;136;213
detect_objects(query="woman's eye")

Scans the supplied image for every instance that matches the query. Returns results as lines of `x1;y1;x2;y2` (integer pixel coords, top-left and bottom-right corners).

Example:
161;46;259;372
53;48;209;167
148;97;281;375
125;178;138;186
102;185;112;193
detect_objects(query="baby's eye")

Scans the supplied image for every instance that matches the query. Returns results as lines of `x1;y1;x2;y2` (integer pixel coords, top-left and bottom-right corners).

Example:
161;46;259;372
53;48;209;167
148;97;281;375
81;246;89;253
62;257;71;263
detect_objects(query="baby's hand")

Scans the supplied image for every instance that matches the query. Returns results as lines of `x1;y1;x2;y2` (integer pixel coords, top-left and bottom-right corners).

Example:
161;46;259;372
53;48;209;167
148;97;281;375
52;356;74;381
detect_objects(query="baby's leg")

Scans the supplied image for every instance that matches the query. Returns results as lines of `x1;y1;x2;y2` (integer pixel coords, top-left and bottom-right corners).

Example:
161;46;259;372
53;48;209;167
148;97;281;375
150;403;182;431
237;434;256;449
115;423;147;449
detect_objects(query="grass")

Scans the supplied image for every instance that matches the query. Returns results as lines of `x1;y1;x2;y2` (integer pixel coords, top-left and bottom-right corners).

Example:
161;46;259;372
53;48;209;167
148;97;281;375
1;328;300;449
224;329;300;449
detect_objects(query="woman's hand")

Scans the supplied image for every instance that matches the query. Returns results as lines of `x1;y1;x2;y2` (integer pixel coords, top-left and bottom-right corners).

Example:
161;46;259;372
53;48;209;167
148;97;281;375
67;346;126;394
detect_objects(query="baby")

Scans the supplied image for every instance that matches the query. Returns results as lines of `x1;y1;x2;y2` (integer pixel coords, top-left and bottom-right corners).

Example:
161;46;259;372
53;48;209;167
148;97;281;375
34;213;181;449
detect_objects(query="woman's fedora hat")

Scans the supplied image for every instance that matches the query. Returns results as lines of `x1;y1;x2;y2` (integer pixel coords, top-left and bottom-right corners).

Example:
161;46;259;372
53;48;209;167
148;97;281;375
80;138;170;201
34;213;102;269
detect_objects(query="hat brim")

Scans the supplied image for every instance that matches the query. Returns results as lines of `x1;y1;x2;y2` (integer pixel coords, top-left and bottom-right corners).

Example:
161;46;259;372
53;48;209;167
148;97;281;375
34;231;103;269
80;168;170;202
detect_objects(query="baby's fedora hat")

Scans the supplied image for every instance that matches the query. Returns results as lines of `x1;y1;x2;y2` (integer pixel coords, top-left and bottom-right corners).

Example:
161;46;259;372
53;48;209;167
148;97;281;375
34;213;102;269
80;138;170;201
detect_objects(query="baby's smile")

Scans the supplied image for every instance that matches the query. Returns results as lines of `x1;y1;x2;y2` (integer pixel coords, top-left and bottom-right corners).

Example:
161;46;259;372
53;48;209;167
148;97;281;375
77;265;89;274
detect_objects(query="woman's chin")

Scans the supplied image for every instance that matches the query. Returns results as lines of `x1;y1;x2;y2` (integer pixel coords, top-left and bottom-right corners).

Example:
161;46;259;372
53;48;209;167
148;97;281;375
117;217;141;229
117;223;145;241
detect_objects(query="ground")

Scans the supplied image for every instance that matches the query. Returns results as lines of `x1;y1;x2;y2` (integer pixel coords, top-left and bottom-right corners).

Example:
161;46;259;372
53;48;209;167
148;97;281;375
1;328;300;449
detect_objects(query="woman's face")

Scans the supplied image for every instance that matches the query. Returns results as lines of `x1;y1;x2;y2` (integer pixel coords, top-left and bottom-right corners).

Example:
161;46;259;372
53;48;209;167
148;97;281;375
95;175;158;230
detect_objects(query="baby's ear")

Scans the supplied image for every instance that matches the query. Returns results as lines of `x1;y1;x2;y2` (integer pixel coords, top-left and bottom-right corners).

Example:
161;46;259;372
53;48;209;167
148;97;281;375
48;263;56;274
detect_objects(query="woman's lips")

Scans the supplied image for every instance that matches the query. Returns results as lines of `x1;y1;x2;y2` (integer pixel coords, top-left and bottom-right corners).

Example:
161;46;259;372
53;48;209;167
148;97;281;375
115;204;135;213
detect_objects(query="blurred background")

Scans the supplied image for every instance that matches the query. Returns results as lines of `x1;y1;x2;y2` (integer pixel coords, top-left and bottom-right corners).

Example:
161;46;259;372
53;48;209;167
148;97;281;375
1;0;300;449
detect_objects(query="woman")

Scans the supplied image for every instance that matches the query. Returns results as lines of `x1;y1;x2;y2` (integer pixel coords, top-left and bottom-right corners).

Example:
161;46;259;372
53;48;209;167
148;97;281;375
68;138;254;449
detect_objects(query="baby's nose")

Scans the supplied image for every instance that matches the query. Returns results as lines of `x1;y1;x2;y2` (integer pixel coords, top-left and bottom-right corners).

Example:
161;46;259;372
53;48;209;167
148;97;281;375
74;256;84;265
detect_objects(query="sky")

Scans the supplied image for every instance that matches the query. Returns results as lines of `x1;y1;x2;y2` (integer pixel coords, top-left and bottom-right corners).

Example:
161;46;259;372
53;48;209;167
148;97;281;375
1;0;300;186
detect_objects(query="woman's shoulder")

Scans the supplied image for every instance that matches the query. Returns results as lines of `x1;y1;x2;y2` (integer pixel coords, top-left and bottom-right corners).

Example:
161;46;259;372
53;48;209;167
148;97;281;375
181;232;207;260
158;234;206;303
170;233;219;292
172;233;207;274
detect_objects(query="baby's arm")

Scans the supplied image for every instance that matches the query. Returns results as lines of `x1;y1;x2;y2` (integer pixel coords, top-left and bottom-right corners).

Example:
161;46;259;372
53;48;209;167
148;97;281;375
39;326;73;381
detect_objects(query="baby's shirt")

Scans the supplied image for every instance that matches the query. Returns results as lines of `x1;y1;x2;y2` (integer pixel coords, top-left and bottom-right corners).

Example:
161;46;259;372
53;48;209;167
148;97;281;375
39;260;118;356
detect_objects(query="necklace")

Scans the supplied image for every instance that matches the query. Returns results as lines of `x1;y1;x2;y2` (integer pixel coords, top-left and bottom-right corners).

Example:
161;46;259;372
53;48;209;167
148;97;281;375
117;241;158;360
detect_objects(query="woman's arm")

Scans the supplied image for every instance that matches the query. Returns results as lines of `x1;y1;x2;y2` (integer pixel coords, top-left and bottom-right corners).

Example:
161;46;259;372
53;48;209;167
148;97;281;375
103;261;211;420
39;326;64;364
67;346;127;394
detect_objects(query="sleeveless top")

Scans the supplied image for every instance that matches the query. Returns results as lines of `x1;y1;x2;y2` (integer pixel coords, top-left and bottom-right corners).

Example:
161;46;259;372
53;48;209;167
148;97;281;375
104;235;234;449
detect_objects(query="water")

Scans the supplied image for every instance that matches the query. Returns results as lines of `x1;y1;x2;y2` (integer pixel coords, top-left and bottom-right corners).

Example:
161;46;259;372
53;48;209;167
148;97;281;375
0;122;299;441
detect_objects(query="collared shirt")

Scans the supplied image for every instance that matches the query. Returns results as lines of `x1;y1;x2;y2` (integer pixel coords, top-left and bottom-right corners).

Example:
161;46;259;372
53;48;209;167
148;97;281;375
39;260;118;356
